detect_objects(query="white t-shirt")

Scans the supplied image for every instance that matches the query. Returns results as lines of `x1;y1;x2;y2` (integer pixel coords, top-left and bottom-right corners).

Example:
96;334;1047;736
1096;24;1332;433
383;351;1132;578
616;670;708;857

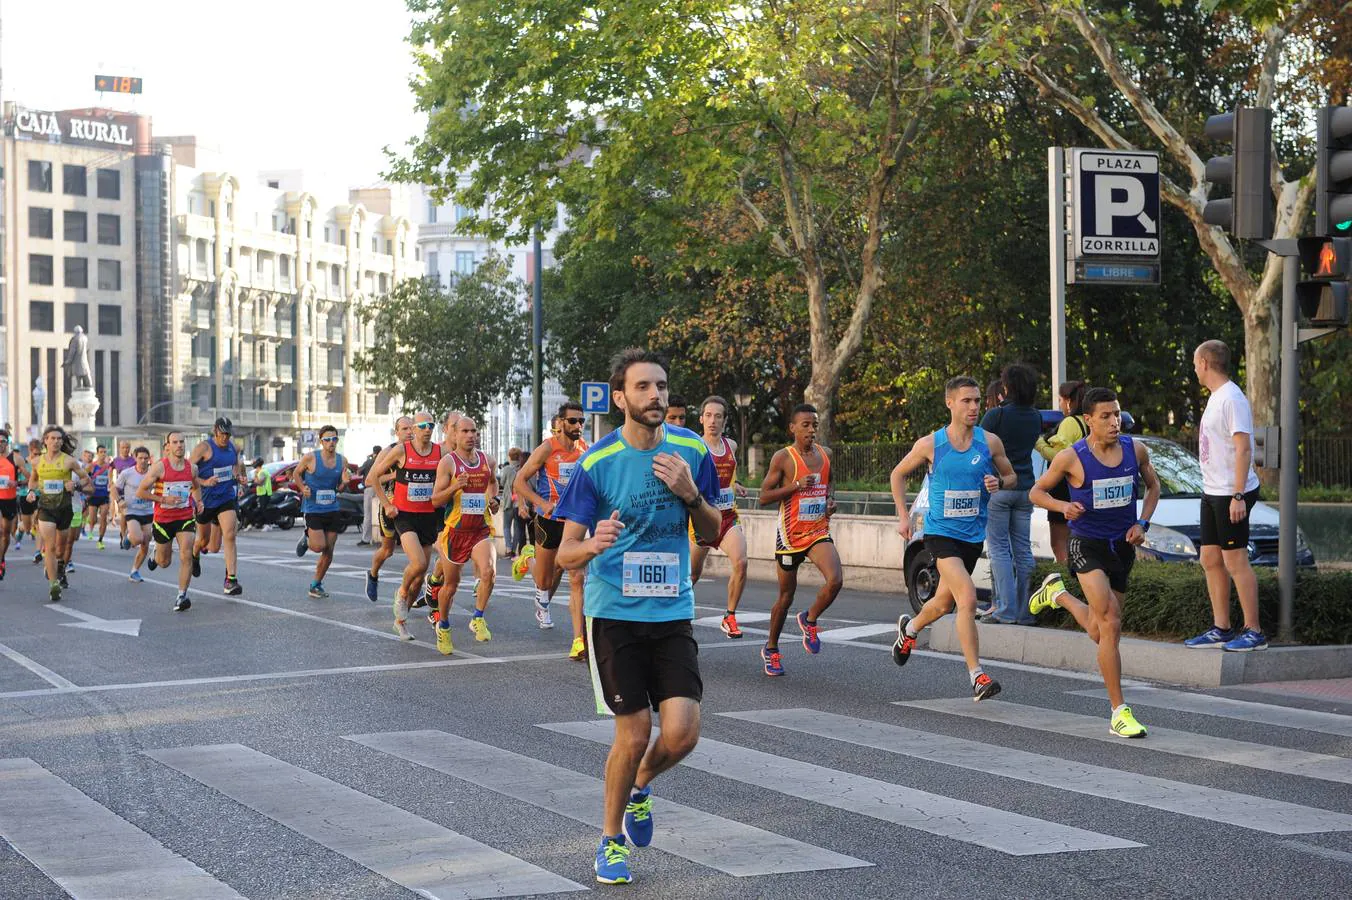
1199;380;1261;496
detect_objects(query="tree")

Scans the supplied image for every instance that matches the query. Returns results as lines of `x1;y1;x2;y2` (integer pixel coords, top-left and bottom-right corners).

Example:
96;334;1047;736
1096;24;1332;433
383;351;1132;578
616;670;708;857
394;0;988;438
353;256;529;419
939;0;1342;429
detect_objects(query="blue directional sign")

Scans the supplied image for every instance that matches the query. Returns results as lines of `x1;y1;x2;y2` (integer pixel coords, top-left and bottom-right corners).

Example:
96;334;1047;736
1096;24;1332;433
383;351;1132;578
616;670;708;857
581;381;609;415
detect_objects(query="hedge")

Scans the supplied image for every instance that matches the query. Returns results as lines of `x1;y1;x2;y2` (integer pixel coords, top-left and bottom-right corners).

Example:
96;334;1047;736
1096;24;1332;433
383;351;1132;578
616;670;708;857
1029;560;1352;646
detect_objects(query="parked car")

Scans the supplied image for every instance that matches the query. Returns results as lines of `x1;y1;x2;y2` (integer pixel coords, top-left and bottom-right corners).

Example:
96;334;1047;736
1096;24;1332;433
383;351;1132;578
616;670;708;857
270;459;364;493
901;435;1314;613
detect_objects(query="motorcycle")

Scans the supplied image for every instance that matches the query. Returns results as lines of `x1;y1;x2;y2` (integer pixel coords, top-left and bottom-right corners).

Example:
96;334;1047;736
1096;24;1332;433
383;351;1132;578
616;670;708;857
238;488;301;531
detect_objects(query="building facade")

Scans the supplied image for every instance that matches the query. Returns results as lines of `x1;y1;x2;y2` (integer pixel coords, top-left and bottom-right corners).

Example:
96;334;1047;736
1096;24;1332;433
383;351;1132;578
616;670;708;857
1;105;150;436
168;156;417;460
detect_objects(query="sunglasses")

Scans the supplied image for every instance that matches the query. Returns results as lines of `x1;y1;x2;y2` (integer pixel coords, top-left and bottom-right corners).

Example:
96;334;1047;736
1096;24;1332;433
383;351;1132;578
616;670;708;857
564;417;586;425
414;422;434;430
321;437;338;443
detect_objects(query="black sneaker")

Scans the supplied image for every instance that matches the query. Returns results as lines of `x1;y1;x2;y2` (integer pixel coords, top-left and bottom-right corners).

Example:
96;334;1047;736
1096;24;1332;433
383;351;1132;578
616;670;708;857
892;614;916;667
191;553;202;578
223;576;242;596
295;537;308;558
147;557;158;572
59;572;69;590
173;592;191;612
973;672;1001;702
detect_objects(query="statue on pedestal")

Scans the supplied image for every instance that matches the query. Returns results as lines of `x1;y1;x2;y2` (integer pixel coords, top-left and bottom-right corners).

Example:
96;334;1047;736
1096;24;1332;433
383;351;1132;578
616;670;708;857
63;326;93;391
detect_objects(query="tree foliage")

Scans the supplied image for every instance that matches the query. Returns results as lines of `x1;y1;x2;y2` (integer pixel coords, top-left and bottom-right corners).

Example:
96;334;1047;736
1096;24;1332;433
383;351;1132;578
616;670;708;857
353;256;529;419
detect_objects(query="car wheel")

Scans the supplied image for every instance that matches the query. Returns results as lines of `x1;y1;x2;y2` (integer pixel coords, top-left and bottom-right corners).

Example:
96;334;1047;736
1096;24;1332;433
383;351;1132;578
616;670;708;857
278;516;295;531
905;549;939;615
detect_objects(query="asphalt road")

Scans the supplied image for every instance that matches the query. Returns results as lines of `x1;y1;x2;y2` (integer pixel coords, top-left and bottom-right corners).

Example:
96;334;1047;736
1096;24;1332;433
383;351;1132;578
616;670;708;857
1;527;1350;899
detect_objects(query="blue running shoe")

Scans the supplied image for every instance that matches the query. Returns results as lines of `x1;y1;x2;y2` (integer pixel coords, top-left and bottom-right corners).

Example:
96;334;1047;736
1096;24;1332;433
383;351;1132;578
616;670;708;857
1184;626;1234;649
365;570;378;603
129;570;144;583
623;787;653;847
1223;629;1269;652
594;835;632;884
761;645;784;677
796;610;821;654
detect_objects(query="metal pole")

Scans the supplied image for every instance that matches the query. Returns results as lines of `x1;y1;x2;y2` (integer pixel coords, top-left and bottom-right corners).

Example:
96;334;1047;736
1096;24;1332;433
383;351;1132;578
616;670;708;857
1278;253;1298;643
1048;148;1068;392
532;225;543;449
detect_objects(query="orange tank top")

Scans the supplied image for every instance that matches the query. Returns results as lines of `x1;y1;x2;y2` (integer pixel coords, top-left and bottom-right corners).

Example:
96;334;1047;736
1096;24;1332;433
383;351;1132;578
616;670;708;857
539;435;588;518
777;445;831;552
0;453;18;500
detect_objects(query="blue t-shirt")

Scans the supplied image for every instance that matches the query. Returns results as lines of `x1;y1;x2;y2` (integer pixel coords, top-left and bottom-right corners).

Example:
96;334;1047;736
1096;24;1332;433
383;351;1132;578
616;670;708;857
554;425;721;623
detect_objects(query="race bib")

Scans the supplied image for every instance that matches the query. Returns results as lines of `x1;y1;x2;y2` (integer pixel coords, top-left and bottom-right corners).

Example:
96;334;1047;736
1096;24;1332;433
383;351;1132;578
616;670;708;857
42;479;64;495
407;483;433;503
1092;476;1134;510
622;551;680;597
315;489;337;506
943;490;981;518
461;492;486;516
798;495;826;522
213;466;234;482
165;481;191;500
557;461;578;485
716;487;736;511
0;477;10;490
94;474;109;488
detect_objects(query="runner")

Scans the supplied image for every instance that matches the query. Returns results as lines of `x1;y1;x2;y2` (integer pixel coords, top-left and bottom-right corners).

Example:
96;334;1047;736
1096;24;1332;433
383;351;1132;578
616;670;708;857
24;438;42;561
756;404;843;676
553;347;721;885
889;376;1018;701
364;415;415;603
110;439;137;549
26;426;92;602
64;445;93;574
1185;340;1267;651
417;410;465;609
136;432;201;612
191;417;245;595
514;401;590;660
1028;386;1160;737
427;416;499;654
112;446;155;582
0;429;32;580
688;396;749;638
86;445;115;549
292;425;347;599
664;395;687;428
364;411;443;639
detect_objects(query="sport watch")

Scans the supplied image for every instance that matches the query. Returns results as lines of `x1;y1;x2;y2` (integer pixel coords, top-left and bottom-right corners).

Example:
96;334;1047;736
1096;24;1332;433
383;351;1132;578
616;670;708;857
1232;492;1245;502
1135;518;1151;533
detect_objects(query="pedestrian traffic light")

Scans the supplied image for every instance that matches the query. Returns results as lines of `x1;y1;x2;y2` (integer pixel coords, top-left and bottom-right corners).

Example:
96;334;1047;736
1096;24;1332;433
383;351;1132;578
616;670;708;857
1297;236;1351;327
1253;426;1280;470
1202;107;1274;239
1315;106;1352;237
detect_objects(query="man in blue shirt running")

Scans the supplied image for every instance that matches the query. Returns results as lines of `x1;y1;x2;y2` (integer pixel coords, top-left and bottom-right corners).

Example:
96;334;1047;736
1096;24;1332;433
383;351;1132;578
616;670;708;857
555;347;721;886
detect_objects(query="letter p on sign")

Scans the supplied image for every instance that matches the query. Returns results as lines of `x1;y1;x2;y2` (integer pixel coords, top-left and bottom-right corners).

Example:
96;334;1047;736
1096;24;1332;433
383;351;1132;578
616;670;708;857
1095;175;1153;233
581;381;609;415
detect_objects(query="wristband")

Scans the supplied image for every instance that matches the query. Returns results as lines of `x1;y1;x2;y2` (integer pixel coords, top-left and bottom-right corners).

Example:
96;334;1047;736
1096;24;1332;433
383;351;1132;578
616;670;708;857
1135;518;1150;533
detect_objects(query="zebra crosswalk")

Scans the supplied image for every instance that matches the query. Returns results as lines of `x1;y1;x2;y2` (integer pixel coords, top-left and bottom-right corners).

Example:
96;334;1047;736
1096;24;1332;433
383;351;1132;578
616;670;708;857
2;692;1351;898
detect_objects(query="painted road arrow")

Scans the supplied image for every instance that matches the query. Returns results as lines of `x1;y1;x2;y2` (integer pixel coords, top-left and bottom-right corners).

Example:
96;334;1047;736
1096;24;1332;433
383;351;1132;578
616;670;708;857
45;606;142;636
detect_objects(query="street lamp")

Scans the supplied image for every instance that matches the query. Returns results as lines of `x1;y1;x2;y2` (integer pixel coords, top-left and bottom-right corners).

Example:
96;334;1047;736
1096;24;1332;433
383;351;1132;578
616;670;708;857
733;386;752;469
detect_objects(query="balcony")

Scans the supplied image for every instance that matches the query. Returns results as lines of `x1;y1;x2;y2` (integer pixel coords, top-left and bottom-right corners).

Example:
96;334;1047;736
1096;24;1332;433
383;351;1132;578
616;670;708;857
255;365;275;382
278;320;294;339
189;358;212;377
277;364;295;382
257;320;278;338
194;308;213;330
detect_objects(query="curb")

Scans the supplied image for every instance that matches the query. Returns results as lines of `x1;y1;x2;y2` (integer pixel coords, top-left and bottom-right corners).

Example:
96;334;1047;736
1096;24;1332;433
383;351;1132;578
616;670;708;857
928;617;1352;687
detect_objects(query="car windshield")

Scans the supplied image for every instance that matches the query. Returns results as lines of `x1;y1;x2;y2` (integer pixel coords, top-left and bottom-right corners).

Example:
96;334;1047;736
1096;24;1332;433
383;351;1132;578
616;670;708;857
1139;438;1206;498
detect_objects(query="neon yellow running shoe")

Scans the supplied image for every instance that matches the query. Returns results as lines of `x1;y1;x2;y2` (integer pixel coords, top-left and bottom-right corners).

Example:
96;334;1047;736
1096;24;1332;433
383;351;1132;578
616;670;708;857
469;616;492;642
569;636;587;662
511;544;535;581
436;623;454;656
1110;705;1147;739
1029;573;1067;616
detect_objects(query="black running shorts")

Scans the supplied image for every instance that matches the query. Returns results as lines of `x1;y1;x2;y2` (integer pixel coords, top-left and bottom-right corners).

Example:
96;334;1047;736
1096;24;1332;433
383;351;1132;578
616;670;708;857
394;510;441;547
153;518;197;543
198;499;238;525
587;617;702;716
533;515;566;551
923;534;984;575
1198;489;1259;551
1068;535;1136;594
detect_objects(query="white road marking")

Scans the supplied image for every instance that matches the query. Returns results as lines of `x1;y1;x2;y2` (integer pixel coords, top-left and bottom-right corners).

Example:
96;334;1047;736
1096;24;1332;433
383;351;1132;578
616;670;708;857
347;729;870;876
0;642;78;689
0;757;245;899
541;719;1141;855
146;743;583;898
728;707;1352;835
45;605;142;636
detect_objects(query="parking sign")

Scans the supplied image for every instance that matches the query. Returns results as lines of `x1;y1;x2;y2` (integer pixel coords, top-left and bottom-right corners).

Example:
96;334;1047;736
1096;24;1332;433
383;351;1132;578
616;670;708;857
1072;150;1161;257
581;381;609;415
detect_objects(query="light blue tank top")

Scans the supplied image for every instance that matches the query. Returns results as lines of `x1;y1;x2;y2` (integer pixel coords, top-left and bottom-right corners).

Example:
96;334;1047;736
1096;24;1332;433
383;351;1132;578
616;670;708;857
302;453;343;513
926;426;992;543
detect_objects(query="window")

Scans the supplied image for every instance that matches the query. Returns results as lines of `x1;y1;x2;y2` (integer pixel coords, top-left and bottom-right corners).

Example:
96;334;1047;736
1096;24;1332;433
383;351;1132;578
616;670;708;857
64;257;89;288
195;240;207;265
97;213;121;246
454;204;472;223
427;251;439;276
455;251;476;274
65;303;89;333
96;168;120;200
385;239;393;255
371;236;378;253
28;207;53;239
30;301;55;331
98;305;122;335
63;165;87;196
64;211;88;243
339;228;346;245
330;265;341;287
378;273;388;293
29;254;54;286
28;160;52;192
256;252;266;273
98;259;121;291
279;256;290;279
427;200;437;223
267;179;280;189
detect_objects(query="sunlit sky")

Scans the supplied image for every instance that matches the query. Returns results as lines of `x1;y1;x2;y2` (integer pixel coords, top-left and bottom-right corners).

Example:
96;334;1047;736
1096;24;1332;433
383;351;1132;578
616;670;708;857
2;0;426;187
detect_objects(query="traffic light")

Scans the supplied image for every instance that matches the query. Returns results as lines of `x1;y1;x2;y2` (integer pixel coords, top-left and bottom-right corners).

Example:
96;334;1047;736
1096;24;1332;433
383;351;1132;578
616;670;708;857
1297;236;1351;327
1203;107;1274;239
1253;426;1280;470
1315;106;1352;237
